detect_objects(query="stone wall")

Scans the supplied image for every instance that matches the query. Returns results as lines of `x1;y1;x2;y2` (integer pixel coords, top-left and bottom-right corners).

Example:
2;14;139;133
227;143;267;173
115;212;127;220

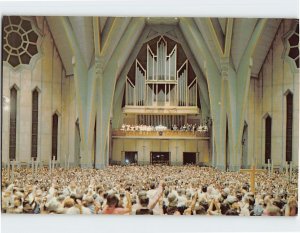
111;138;210;165
246;19;299;169
2;17;77;166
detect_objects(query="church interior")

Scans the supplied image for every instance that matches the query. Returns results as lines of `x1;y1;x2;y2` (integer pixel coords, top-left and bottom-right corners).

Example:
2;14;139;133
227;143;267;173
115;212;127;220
2;16;299;170
1;16;299;216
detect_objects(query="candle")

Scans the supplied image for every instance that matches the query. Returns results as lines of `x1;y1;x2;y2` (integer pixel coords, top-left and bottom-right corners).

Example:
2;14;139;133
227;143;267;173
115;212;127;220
67;154;70;169
289;162;292;181
35;157;38;175
32;157;34;177
11;160;15;183
7;160;10;182
271;160;273;174
65;154;67;168
49;156;52;174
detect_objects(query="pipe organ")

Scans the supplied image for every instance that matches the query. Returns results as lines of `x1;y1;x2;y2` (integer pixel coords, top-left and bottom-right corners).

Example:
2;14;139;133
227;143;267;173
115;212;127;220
137;114;186;129
114;36;209;166
125;36;198;109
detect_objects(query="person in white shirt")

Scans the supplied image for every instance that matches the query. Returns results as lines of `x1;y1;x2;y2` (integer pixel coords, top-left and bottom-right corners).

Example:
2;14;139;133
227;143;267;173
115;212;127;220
177;188;187;214
147;181;164;215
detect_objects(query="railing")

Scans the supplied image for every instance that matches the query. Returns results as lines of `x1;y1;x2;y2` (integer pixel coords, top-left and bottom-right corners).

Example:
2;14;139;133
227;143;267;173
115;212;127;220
112;130;209;138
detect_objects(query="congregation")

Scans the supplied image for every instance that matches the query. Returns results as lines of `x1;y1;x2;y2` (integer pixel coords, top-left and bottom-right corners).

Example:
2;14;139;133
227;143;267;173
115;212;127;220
1;165;298;216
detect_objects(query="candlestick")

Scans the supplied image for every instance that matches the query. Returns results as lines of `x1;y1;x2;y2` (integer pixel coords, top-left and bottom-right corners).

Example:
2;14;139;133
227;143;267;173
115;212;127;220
35;158;38;175
11;160;15;183
289;162;292;181
49;156;52;174
7;160;10;182
271;160;273;174
67;154;70;169
32;157;34;177
65;154;67;168
52;158;55;171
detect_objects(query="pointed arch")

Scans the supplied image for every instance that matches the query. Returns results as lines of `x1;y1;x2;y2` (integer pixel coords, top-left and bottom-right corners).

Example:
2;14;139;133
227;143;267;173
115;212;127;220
31;87;40;159
264;114;272;163
284;88;293;96
262;112;272;119
9;85;18;160
10;83;20;91
51;112;59;160
32;86;41;93
285;91;293;162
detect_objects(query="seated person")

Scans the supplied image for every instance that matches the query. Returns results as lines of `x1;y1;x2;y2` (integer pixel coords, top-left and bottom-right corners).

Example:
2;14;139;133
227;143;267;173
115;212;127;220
135;195;153;215
172;125;178;131
102;191;131;215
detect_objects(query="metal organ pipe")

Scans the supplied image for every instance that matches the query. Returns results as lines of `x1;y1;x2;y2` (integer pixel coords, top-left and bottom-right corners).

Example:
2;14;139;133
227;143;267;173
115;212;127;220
147;47;149;80
166;57;169;81
136;67;139;105
193;85;195;106
126;37;200;110
182;71;185;106
184;71;186;106
126;79;128;105
170;46;176;80
163;42;166;80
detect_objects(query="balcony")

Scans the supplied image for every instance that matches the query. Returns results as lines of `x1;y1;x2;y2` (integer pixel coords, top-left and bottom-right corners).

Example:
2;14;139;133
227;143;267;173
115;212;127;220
112;129;209;139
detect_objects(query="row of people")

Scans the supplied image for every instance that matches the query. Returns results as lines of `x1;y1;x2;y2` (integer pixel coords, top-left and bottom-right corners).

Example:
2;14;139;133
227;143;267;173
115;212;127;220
120;124;208;132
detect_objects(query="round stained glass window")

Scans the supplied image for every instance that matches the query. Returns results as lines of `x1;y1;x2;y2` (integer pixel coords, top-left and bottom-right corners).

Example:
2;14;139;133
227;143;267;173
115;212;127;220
287;22;299;69
3;16;40;68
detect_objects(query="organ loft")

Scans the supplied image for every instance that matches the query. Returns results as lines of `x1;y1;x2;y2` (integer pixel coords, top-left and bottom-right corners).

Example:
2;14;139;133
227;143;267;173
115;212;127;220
113;35;210;166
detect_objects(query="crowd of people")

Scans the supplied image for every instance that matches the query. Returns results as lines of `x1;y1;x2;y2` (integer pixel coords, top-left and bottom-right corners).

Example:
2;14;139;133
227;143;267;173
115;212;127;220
120;123;208;132
1;165;298;216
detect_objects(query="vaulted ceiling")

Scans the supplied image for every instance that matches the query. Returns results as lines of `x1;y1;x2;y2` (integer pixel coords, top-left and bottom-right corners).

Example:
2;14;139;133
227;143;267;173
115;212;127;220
45;17;282;78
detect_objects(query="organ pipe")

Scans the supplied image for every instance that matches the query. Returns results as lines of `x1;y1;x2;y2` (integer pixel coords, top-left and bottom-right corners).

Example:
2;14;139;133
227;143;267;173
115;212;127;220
136;114;187;128
126;37;198;109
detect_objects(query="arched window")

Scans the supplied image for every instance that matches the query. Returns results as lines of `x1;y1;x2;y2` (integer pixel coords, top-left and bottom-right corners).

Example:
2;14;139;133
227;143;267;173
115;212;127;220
286;92;293;162
52;113;59;160
265;115;272;163
287;22;299;69
9;86;17;160
31;89;39;158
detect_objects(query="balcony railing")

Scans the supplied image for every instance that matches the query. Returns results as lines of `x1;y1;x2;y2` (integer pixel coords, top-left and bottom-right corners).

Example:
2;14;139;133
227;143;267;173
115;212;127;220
112;130;209;138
